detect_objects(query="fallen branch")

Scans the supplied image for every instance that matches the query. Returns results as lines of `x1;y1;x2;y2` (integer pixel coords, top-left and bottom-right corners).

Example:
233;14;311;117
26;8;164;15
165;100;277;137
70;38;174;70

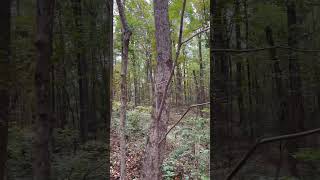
212;46;320;54
158;102;210;145
225;127;320;180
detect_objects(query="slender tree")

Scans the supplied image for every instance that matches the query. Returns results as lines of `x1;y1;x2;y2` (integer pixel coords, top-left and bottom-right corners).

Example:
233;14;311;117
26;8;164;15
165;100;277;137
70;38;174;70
116;0;132;179
33;0;55;179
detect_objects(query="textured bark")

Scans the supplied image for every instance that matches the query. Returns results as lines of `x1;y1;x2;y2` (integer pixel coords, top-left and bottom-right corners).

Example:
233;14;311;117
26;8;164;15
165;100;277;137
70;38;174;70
116;0;132;179
211;0;232;178
103;1;113;178
72;0;90;142
234;0;245;126
0;0;11;179
286;1;305;177
141;0;172;179
33;0;55;179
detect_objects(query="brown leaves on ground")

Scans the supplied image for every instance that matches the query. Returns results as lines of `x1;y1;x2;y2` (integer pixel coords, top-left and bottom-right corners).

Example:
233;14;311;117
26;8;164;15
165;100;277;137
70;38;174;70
110;129;143;179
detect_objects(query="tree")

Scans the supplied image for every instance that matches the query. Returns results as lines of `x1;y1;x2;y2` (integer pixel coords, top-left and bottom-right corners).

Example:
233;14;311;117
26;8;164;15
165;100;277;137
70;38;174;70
211;0;232;178
72;0;90;142
116;0;132;179
141;0;173;179
33;0;55;179
0;0;11;179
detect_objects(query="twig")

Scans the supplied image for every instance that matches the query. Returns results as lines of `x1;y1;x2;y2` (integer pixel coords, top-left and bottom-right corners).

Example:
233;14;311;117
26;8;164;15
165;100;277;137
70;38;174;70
158;102;210;145
225;127;320;180
212;46;320;54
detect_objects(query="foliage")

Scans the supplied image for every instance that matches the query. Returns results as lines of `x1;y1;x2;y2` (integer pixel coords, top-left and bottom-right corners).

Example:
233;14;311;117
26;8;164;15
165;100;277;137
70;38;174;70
162;116;209;179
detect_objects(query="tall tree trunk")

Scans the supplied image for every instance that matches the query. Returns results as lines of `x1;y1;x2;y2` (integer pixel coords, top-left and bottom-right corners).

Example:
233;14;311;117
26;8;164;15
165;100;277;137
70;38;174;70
132;48;139;106
234;0;245;126
33;0;55;179
0;0;11;179
102;2;113;177
72;0;90;142
142;0;173;179
116;0;132;179
211;0;232;178
198;34;205;115
176;63;183;107
286;1;305;177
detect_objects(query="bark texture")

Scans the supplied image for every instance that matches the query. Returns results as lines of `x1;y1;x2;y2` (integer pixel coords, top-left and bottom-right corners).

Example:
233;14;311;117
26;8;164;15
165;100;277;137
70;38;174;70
33;0;55;179
211;0;232;178
141;0;173;179
0;0;11;179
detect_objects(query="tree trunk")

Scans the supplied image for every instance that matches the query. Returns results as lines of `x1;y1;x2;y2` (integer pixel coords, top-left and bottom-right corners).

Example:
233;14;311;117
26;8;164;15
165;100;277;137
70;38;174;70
198;34;205;115
102;2;113;177
286;1;305;177
116;0;132;179
33;0;55;179
72;0;90;143
211;0;232;178
142;0;173;179
132;49;139;106
0;0;11;179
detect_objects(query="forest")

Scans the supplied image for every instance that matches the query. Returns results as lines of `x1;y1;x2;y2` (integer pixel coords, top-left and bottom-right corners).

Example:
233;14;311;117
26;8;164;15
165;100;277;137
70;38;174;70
0;0;320;180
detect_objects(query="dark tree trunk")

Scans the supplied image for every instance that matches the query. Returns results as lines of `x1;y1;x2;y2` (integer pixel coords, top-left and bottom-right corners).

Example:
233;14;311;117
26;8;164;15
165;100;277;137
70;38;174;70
103;0;113;178
142;0;173;179
211;0;232;178
286;1;305;177
33;0;55;179
72;0;90;142
0;0;11;179
234;0;245;126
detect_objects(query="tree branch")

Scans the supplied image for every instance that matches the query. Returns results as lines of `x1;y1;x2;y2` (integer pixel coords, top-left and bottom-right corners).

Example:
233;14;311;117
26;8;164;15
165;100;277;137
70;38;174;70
212;46;320;54
181;27;210;45
225;127;320;180
158;102;210;145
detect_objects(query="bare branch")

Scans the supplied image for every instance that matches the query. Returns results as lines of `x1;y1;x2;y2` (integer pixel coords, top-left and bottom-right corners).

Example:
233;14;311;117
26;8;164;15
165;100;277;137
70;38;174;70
158;102;210;145
181;27;210;46
225;127;320;180
212;46;320;54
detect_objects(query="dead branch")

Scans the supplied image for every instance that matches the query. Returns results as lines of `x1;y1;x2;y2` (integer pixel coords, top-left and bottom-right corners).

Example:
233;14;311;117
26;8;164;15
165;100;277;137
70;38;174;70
158;102;210;145
225;127;320;180
212;46;320;54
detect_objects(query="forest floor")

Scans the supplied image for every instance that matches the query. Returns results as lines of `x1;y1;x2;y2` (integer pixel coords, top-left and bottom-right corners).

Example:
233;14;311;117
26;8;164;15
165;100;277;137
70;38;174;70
110;108;210;179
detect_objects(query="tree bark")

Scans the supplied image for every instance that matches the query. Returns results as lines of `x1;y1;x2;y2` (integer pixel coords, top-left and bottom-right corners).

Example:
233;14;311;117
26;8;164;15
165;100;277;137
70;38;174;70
142;0;173;179
33;0;55;179
211;0;232;178
0;0;11;179
102;1;113;177
286;1;305;177
116;0;132;179
72;0;90;142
